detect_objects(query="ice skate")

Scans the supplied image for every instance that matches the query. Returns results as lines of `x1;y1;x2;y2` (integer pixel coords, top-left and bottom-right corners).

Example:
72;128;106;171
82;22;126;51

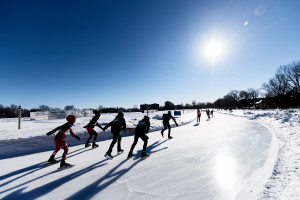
127;152;133;159
105;153;113;159
141;151;149;158
92;143;99;148
118;149;124;154
85;144;91;148
47;155;57;163
60;160;72;167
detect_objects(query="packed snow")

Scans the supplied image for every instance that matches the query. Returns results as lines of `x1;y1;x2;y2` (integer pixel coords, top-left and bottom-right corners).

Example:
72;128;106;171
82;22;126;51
0;109;299;199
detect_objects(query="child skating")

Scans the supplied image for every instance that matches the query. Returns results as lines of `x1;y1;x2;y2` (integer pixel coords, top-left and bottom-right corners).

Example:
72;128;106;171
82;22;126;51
128;116;150;158
161;111;178;139
103;112;126;159
46;115;80;168
83;111;103;148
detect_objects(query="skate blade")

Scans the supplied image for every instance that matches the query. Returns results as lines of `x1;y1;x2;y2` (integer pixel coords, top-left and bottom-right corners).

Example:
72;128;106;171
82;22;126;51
57;165;74;170
104;154;113;160
45;161;59;165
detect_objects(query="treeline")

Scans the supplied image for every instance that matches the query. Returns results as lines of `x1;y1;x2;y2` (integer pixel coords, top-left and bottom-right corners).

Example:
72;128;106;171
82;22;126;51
212;60;300;109
0;104;30;118
1;61;299;118
0;105;76;118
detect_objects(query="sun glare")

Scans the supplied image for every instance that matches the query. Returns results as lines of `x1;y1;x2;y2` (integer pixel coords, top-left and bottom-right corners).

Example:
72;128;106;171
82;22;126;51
201;36;226;71
204;38;224;59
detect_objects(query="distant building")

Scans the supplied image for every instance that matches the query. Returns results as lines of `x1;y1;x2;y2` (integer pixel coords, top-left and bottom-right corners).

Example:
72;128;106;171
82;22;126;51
140;103;159;111
165;101;175;109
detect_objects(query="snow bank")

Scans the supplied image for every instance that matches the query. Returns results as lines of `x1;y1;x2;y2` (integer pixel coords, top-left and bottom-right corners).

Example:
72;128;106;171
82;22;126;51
218;109;300;200
0;110;196;159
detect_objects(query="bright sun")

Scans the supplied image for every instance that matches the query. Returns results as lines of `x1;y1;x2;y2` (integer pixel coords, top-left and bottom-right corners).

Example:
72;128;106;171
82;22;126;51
204;38;224;59
202;37;226;71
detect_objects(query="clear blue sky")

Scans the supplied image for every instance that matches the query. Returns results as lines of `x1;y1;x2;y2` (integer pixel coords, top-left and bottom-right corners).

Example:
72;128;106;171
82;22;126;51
1;0;300;109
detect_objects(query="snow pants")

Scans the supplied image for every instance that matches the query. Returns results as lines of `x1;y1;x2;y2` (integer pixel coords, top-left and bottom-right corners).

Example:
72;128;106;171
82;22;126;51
161;122;171;137
197;115;201;122
52;138;69;161
86;129;98;144
129;131;148;153
106;131;122;154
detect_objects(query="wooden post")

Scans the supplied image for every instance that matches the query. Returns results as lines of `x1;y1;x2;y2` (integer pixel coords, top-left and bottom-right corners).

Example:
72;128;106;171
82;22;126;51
18;105;22;129
147;106;149;117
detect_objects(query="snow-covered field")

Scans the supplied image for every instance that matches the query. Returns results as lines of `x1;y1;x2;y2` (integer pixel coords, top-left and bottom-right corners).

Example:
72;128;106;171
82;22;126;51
0;109;299;199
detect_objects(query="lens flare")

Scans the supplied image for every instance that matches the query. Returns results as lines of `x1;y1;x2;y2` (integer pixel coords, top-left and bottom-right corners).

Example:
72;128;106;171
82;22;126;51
243;21;249;26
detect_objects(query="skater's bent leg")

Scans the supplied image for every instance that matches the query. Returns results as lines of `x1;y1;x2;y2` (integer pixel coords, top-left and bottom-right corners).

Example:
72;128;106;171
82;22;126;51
62;143;69;160
117;134;122;150
140;134;148;152
107;133;118;154
167;124;171;137
52;139;63;156
86;132;93;144
130;135;139;153
92;130;98;143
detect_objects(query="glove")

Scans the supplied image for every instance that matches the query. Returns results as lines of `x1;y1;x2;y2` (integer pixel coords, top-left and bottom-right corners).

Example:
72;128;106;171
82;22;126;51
46;130;54;136
75;135;80;141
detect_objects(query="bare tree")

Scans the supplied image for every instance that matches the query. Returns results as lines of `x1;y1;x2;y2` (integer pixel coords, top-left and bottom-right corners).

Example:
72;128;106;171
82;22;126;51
247;88;259;99
280;61;300;92
39;105;51;111
192;100;197;108
64;105;75;110
10;104;18;116
239;90;249;100
262;71;290;97
228;90;240;101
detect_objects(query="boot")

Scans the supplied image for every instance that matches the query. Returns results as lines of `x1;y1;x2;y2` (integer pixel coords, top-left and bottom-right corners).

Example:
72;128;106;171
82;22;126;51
85;143;91;148
48;155;56;163
92;142;99;148
118;148;124;154
60;160;71;167
105;152;113;159
141;151;148;157
127;152;133;158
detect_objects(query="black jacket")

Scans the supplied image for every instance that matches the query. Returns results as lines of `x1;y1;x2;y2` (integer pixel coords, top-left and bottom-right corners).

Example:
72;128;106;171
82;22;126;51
162;114;177;125
104;117;126;133
135;119;150;134
84;116;102;129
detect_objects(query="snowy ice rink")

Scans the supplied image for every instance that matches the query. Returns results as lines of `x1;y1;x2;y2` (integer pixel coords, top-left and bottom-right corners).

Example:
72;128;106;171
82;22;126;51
0;109;299;199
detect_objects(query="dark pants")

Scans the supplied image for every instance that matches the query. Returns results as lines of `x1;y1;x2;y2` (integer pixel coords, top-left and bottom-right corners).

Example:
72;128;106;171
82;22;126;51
86;130;98;144
197;115;201;122
106;131;122;154
129;132;148;153
161;122;171;137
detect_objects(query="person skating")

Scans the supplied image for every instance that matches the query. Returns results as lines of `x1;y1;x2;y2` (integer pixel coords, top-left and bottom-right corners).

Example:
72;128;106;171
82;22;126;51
206;109;210;119
197;109;201;123
161;111;178;139
83;111;104;148
46;115;80;167
128;116;150;158
103;112;126;159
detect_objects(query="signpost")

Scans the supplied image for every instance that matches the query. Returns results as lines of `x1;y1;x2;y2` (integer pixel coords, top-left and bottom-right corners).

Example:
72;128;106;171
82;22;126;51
18;105;22;129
